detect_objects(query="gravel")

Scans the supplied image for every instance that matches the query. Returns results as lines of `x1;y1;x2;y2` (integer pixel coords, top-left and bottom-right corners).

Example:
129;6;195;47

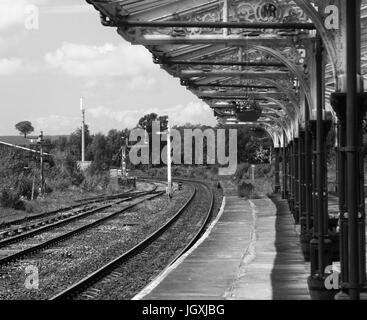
75;181;224;300
0;184;194;300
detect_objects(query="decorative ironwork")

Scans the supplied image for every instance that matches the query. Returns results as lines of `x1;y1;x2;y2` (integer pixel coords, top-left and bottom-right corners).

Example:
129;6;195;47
122;0;311;39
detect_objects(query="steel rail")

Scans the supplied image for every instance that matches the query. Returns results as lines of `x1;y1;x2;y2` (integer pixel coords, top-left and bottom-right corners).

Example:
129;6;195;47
169;180;214;265
0;191;157;247
50;180;213;300
72;181;157;203
0;187;158;244
0;182;157;230
0;203;114;248
73;191;135;203
0;199;102;230
0;193;136;231
0;191;164;266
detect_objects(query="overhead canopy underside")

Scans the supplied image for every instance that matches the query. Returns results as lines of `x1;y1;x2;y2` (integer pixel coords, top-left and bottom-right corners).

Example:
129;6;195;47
86;0;367;147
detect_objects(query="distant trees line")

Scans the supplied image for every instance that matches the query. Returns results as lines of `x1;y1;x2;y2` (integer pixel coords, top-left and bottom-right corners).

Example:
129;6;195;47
14;116;367;173
0;113;355;211
45;113;273;173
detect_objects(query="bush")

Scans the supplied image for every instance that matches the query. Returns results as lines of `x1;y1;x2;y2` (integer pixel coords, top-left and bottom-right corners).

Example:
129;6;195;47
238;180;255;198
70;170;85;186
252;178;274;196
169;165;219;180
16;175;37;200
234;163;274;181
0;189;25;210
46;158;85;191
88;161;109;176
43;183;53;194
24;201;35;213
50;176;72;191
253;163;274;178
235;163;251;180
80;172;110;192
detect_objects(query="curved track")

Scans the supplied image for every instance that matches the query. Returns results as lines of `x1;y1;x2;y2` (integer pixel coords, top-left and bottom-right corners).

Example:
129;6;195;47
50;179;214;300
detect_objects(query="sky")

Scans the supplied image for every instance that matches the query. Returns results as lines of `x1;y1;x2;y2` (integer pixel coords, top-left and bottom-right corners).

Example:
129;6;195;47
0;0;217;135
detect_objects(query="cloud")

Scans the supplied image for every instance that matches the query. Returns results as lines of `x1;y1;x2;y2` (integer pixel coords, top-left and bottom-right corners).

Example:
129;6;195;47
87;101;217;132
0;0;42;31
0;0;42;60
0;58;23;75
0;57;38;75
30;102;217;135
128;76;157;90
33;115;79;134
41;4;93;15
44;42;158;85
167;102;218;127
0;0;29;30
87;106;140;129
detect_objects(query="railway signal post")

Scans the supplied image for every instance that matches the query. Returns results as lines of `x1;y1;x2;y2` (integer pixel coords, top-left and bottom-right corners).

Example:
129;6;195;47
80;97;86;163
37;131;44;195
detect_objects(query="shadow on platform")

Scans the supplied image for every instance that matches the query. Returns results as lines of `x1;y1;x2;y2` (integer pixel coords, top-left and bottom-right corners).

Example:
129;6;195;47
270;196;310;300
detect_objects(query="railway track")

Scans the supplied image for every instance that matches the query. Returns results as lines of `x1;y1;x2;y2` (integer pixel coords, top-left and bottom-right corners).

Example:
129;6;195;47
0;183;158;243
0;184;164;266
72;188;138;203
0;182;157;231
50;179;214;300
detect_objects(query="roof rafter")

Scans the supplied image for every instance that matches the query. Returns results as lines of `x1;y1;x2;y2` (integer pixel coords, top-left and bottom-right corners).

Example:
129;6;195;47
86;0;327;135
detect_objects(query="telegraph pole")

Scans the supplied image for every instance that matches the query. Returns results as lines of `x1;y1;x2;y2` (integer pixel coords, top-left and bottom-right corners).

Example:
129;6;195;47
38;131;44;195
167;124;172;196
80;97;86;163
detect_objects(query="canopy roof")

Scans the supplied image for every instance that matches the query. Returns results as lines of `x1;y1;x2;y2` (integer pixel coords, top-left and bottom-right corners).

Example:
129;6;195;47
86;0;367;146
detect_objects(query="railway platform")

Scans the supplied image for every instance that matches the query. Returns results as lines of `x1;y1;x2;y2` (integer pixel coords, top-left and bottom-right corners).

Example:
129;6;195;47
136;192;310;300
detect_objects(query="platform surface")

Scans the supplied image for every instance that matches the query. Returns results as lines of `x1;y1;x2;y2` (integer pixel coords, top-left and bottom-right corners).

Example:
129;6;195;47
142;194;310;300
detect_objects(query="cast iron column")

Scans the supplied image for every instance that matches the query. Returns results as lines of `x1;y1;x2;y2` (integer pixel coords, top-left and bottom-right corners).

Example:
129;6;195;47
294;136;300;224
309;120;318;240
299;129;306;233
305;99;314;238
346;0;364;300
308;37;332;289
330;93;348;295
289;140;295;212
282;132;288;199
274;147;281;193
301;99;314;260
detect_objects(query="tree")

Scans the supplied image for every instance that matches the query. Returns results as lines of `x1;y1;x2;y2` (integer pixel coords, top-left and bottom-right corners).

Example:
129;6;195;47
15;121;34;138
137;113;168;134
68;125;92;160
137;113;168;166
88;133;111;172
106;129;130;167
